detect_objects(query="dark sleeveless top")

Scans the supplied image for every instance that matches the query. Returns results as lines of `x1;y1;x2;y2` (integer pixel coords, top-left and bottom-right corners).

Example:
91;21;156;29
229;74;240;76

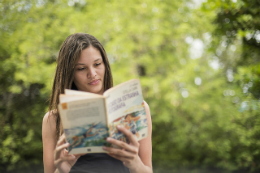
70;153;130;173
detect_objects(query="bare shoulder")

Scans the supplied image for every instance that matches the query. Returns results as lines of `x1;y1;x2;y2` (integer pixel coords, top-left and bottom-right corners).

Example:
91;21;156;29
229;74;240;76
43;111;56;123
140;100;152;140
42;111;57;142
143;100;152;125
143;100;150;112
42;111;57;131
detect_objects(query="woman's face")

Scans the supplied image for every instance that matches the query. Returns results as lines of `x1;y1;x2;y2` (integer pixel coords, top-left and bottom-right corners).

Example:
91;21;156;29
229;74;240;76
73;46;105;94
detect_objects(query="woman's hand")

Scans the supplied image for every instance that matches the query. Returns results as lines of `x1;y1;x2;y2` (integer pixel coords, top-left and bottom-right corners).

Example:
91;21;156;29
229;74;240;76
103;125;143;172
54;134;81;173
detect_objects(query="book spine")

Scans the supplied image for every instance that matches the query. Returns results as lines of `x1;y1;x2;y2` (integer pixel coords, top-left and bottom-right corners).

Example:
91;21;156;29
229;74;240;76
103;97;110;134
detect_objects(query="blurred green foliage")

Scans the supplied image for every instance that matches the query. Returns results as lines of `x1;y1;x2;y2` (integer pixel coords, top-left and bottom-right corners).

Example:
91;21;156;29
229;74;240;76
0;0;259;172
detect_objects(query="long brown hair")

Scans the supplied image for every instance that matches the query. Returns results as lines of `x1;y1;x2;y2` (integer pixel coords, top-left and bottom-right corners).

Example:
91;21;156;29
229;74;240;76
48;33;113;139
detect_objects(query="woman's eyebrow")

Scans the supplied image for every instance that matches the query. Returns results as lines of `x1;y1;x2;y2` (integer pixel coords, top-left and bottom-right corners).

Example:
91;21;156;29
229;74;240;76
75;63;85;66
75;58;102;65
94;58;102;62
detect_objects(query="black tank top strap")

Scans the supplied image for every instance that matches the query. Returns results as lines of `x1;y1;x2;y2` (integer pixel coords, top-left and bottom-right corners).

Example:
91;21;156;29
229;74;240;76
70;153;130;173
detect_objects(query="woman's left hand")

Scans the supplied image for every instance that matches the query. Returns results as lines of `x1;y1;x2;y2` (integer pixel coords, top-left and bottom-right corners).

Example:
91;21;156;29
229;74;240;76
103;125;142;171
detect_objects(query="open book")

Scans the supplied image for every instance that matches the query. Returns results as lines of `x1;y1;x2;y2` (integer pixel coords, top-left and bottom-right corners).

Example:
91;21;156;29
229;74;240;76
58;79;148;154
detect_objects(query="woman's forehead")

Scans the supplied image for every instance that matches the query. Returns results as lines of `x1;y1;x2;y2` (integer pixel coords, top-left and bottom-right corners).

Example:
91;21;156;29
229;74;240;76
76;47;102;64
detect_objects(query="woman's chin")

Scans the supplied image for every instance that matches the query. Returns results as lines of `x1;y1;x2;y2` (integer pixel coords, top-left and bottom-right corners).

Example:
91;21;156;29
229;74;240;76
78;85;104;94
89;88;103;95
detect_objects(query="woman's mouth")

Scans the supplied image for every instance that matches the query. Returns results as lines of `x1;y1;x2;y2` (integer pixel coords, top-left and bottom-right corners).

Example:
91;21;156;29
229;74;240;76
89;79;100;85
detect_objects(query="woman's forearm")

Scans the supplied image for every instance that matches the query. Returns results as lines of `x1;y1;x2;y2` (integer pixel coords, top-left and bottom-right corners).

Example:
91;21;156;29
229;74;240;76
128;156;153;173
129;163;153;173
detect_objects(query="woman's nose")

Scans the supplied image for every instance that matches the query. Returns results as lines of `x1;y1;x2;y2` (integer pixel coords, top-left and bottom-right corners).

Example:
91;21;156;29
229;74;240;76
87;68;97;78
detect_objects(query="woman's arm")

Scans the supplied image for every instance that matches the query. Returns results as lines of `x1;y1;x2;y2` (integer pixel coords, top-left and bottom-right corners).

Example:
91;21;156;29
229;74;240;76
42;112;80;173
103;101;153;173
42;112;58;173
136;101;153;171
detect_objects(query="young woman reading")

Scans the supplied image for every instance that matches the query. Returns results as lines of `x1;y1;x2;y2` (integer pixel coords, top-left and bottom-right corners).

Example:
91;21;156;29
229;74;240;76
42;33;153;173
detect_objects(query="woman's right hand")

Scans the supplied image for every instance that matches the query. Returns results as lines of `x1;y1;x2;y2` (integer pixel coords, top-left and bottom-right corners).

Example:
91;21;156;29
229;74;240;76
54;134;81;173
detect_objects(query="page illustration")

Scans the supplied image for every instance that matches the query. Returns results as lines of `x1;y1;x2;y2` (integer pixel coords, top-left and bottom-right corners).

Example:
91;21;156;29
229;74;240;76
65;122;109;152
109;102;148;143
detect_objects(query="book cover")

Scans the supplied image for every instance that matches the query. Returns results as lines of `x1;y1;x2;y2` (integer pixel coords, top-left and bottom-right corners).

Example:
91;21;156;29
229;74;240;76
58;79;148;154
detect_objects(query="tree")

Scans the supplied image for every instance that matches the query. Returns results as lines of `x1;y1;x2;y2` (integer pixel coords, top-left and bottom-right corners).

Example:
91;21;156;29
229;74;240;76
199;0;260;172
1;0;259;172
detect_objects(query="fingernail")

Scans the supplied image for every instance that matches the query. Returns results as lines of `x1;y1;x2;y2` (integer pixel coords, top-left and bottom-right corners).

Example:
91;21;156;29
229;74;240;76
117;125;122;128
103;146;107;150
106;137;112;141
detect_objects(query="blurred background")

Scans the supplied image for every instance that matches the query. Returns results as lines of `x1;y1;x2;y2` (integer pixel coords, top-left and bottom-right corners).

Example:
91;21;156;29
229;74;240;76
0;0;260;172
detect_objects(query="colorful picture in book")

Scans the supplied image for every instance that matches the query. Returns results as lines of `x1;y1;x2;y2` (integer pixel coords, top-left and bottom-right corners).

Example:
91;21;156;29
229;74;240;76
64;122;109;152
109;104;147;143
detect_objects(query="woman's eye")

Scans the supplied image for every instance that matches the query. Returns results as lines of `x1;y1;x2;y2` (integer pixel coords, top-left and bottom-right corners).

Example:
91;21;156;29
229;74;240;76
77;68;85;71
95;63;101;66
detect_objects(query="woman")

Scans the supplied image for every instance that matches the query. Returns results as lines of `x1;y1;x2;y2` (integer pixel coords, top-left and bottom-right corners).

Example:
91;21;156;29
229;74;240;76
42;33;153;173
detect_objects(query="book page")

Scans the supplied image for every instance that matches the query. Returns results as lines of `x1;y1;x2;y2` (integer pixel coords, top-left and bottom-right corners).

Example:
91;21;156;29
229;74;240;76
58;98;109;154
60;94;103;103
104;79;148;143
65;89;102;98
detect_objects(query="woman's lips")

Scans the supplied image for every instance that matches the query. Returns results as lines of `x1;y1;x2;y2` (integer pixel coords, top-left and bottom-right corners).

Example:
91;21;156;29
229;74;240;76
88;79;100;85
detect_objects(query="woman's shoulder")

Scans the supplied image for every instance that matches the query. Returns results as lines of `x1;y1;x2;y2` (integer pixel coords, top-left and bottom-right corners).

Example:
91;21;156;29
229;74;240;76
143;100;150;108
42;111;57;134
143;100;150;115
43;110;57;122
